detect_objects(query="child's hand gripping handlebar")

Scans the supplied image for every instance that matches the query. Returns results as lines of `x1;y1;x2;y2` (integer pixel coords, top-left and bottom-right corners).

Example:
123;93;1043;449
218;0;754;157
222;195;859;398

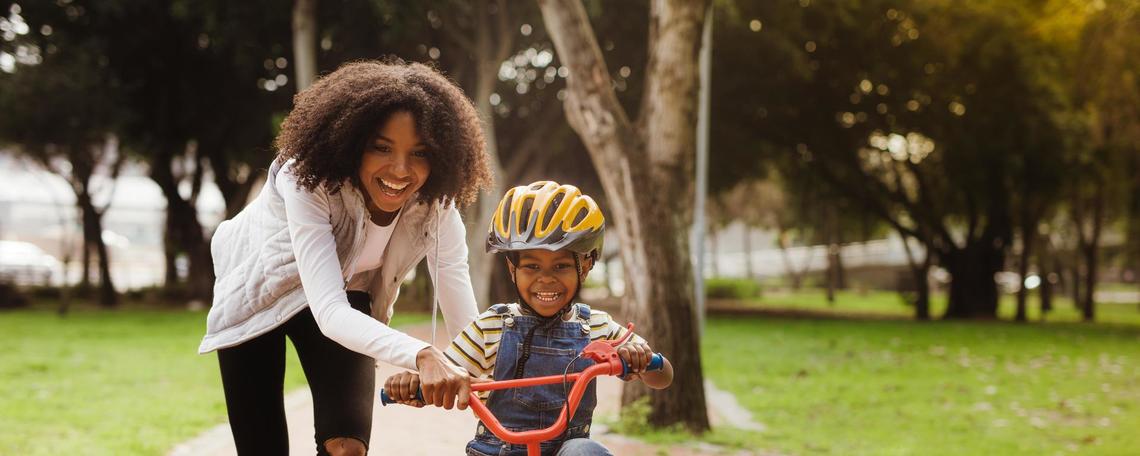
379;324;666;456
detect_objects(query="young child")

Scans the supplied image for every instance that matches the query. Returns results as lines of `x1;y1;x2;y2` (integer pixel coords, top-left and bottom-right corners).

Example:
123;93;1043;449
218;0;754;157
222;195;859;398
385;181;674;456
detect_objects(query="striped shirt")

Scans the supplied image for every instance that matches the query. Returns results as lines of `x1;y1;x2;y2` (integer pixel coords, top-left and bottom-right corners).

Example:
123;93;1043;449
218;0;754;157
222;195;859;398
443;303;646;379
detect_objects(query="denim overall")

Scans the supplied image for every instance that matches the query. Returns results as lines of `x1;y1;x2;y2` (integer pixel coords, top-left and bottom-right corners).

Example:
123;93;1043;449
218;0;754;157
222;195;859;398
466;304;598;456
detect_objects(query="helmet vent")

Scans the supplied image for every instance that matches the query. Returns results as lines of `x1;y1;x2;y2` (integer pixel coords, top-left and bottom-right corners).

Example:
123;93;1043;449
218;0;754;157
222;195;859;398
519;198;534;232
542;193;565;229
499;194;514;232
571;207;588;225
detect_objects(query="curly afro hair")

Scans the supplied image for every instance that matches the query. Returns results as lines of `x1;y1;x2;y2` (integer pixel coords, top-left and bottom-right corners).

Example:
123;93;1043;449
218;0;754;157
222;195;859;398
275;59;492;207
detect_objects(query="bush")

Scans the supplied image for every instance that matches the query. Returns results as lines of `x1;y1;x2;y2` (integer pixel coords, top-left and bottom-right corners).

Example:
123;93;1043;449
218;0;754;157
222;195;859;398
0;282;29;309
26;285;63;300
705;278;762;299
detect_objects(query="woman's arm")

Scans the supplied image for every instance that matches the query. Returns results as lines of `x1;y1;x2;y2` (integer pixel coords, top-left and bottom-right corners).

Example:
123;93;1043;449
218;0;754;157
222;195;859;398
277;167;431;370
426;204;480;339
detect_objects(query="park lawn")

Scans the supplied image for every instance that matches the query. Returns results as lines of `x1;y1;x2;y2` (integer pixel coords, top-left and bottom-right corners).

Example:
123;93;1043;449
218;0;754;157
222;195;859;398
627;316;1140;455
0;305;429;456
736;289;1140;326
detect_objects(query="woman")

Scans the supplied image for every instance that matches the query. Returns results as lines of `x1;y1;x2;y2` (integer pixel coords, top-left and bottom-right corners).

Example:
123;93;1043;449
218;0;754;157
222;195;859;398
198;60;492;456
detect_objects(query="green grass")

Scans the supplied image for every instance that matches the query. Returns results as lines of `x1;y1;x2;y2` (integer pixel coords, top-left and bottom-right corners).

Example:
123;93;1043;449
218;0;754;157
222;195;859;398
0;304;430;456
692;316;1140;455
727;289;1140;325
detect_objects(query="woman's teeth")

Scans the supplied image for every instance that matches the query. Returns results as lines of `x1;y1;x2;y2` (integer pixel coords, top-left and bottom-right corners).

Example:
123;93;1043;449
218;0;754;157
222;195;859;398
377;178;409;196
534;292;561;302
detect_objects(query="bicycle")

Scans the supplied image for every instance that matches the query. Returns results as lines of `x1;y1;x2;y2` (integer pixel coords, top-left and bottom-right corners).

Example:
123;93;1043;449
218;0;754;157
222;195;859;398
381;324;665;456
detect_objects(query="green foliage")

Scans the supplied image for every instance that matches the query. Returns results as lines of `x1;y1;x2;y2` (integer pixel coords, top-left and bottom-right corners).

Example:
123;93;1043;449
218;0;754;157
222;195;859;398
608;396;654;435
705;278;762;299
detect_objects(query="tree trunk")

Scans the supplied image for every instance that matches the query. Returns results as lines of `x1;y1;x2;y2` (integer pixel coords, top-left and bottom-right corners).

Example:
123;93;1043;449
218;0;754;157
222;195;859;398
292;0;318;91
1069;259;1082;309
537;0;710;432
825;207;839;304
1075;182;1106;321
204;147;259;220
463;0;513;310
152;148;214;301
914;260;931;320
1076;194;1103;321
899;232;930;320
943;241;1002;319
777;231;805;290
80;236;92;291
1038;241;1054;318
77;192;117;307
1082;241;1098;321
1014;222;1034;322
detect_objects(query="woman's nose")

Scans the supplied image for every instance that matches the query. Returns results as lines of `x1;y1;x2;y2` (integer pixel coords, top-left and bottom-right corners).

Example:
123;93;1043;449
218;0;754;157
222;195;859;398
389;153;411;177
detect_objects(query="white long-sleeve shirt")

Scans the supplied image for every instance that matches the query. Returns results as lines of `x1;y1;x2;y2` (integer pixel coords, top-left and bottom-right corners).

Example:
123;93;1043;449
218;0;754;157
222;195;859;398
275;162;478;369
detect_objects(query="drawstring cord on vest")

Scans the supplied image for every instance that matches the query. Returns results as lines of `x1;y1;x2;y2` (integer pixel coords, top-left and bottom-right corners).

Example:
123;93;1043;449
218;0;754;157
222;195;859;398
430;202;441;347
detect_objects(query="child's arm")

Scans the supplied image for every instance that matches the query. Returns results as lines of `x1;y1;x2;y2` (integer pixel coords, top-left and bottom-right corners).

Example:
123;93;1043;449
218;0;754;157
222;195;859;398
618;342;674;389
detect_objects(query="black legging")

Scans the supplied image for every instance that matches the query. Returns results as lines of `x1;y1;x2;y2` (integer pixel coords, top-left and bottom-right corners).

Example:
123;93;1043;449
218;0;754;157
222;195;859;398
218;291;376;455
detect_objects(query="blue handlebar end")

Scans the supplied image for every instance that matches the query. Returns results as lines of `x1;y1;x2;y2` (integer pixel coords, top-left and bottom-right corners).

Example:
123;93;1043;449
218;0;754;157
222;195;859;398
621;353;666;377
379;388;424;406
647;353;664;371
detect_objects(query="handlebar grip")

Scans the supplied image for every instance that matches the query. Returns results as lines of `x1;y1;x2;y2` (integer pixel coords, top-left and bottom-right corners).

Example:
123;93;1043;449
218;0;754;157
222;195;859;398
621;353;665;377
379;388;424;406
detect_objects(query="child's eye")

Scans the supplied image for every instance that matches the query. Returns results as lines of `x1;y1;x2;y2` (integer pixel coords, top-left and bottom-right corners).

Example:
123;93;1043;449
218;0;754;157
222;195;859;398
554;264;574;271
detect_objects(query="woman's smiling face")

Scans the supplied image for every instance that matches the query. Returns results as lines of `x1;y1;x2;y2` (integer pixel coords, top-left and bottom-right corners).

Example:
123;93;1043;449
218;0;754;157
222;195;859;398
508;249;593;317
358;111;430;214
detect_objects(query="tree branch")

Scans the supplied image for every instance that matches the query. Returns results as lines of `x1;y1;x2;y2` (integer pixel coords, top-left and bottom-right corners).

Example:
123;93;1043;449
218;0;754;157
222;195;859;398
536;0;639;160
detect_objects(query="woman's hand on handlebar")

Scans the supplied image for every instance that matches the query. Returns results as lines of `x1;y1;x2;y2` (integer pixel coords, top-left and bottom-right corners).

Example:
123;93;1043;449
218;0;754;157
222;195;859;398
384;371;425;407
415;347;472;410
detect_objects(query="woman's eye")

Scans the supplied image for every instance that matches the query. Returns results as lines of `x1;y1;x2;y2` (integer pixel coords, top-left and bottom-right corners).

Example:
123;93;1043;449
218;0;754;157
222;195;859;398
371;144;390;153
413;149;429;158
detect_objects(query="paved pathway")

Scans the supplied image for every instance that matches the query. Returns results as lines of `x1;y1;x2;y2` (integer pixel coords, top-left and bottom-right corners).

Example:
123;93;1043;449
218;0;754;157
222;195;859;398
170;324;762;455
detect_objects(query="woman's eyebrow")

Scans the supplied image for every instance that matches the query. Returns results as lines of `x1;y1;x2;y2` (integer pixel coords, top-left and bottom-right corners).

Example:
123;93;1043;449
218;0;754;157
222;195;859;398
374;135;424;148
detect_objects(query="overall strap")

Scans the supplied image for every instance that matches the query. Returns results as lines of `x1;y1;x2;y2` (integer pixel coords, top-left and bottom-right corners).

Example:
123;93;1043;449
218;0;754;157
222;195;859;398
575;303;591;322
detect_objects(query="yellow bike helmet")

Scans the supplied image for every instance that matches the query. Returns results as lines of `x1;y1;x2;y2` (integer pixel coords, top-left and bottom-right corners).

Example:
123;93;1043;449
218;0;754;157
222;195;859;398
486;181;605;259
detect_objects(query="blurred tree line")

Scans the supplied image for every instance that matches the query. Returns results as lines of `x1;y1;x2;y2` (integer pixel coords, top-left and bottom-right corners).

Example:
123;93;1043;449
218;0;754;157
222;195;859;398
709;0;1140;322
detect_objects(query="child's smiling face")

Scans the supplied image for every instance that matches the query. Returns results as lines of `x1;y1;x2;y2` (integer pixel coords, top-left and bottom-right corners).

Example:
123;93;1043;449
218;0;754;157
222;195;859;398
508;249;593;317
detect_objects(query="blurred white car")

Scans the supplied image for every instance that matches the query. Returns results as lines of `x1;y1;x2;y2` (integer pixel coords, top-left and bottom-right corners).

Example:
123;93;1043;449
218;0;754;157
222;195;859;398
0;240;61;286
